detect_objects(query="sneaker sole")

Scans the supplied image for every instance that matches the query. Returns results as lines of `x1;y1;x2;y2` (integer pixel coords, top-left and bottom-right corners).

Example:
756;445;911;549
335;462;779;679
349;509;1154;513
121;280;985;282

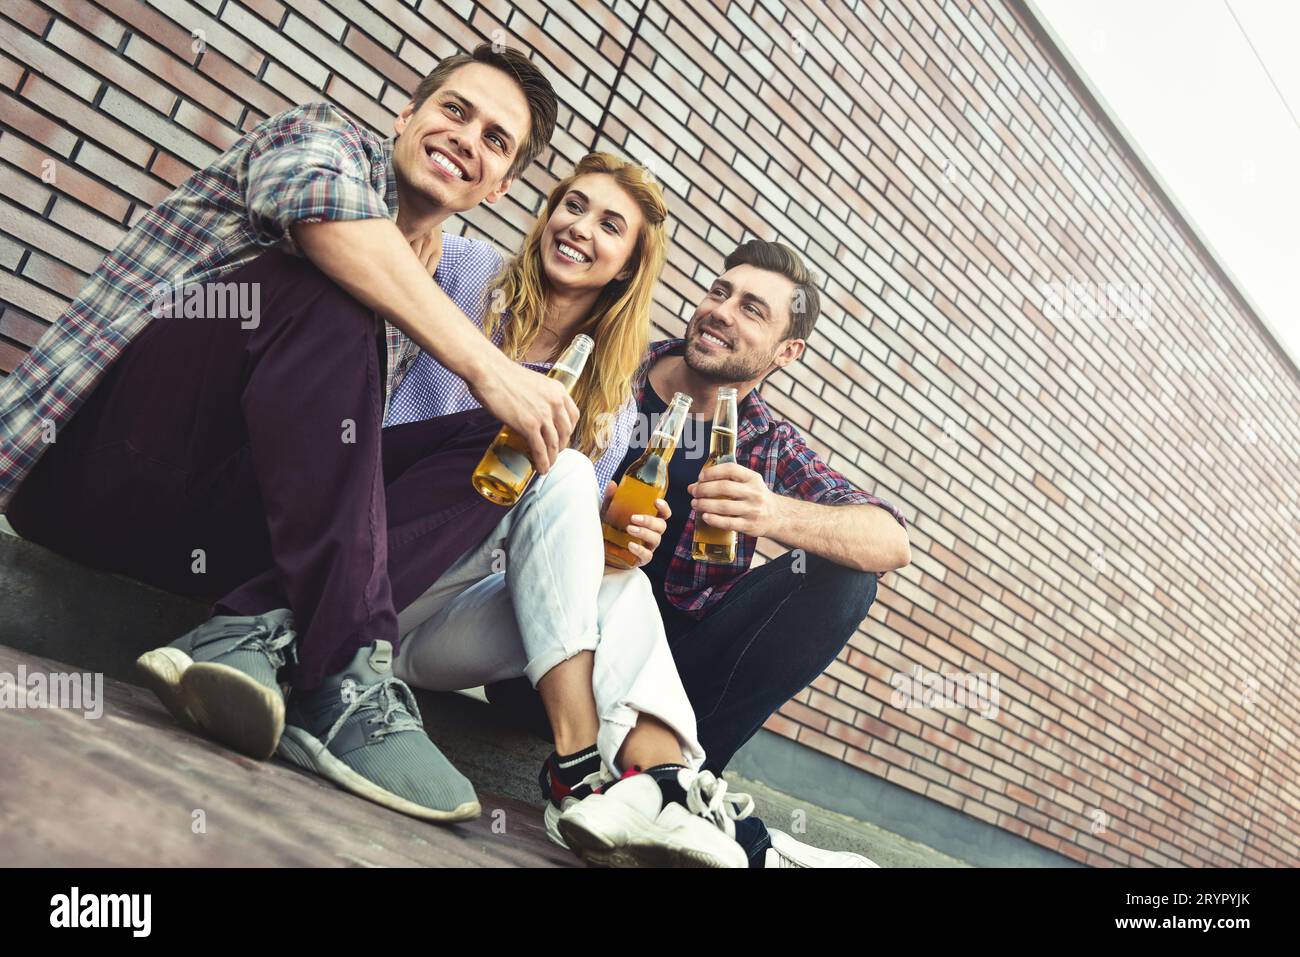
543;801;571;851
181;662;284;760
135;647;200;732
277;725;481;824
769;831;881;868
556;799;742;868
136;649;285;760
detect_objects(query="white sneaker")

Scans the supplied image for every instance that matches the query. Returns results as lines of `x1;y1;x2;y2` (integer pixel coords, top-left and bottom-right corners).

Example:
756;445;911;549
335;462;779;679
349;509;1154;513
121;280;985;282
764;828;881;868
557;768;753;868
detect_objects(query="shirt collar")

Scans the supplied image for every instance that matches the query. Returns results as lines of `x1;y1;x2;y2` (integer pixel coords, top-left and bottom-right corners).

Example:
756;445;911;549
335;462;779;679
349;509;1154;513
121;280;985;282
641;338;773;438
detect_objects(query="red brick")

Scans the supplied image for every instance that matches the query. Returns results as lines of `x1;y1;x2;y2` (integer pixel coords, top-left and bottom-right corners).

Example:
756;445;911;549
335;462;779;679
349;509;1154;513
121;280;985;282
196;50;293;118
89;0;194;62
0;269;69;322
0;335;33;373
19;74;151;165
123;35;244;125
19;248;87;299
147;150;196;189
0;137;131;221
344;26;422;97
2;20;100;101
3;0;51;35
0;303;51;346
46;20;177;115
0;197;103;272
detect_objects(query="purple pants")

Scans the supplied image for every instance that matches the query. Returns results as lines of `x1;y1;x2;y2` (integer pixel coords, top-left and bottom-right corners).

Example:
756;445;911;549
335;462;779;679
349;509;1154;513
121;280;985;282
7;248;509;688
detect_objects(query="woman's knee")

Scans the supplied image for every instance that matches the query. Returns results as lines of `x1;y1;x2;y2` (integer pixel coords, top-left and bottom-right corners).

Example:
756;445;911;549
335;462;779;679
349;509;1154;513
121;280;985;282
531;447;599;508
552;447;598;483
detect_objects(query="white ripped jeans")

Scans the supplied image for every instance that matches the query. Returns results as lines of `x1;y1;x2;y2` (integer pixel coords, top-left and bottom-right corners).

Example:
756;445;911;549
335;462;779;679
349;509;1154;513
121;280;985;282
392;448;705;773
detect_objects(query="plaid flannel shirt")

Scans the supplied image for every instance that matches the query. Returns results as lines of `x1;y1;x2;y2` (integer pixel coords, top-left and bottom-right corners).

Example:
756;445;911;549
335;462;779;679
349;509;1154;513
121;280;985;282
0;102;424;511
641;338;908;619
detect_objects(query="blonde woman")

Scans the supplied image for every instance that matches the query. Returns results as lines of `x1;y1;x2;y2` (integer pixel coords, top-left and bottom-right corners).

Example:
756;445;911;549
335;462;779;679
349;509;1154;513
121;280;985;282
391;153;754;867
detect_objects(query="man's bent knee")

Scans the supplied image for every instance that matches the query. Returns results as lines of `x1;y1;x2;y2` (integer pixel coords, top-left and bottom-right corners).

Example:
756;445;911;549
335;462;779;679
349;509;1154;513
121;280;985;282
799;552;879;630
236;248;379;341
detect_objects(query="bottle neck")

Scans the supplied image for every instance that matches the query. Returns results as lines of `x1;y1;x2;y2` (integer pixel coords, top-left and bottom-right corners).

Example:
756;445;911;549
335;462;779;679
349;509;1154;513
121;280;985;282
708;397;736;458
632;430;677;480
711;396;737;442
551;335;593;387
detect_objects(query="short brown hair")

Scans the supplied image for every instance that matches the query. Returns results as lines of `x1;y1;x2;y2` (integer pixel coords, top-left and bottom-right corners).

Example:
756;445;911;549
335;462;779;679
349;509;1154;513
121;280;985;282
723;239;821;341
411;43;557;180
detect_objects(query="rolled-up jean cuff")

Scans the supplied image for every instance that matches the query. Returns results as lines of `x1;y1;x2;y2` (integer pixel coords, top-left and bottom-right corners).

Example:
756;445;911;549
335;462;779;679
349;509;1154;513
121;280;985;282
522;629;601;687
599;701;706;774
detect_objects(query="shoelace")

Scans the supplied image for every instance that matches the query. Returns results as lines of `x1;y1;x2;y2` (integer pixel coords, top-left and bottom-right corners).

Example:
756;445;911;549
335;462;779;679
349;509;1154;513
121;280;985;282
683;770;754;840
199;617;298;669
322;675;425;748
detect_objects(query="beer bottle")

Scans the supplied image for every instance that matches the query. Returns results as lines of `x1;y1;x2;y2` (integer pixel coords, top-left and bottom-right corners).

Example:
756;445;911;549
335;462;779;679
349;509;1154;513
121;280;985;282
691;387;738;563
601;392;693;568
471;334;593;506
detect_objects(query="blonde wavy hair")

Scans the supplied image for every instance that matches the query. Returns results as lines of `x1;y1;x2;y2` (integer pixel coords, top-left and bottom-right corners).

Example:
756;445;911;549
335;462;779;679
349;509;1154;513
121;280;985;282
483;153;669;460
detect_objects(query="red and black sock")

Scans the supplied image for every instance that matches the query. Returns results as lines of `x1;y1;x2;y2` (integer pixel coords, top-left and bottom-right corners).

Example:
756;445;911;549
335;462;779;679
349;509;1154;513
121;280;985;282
539;745;602;805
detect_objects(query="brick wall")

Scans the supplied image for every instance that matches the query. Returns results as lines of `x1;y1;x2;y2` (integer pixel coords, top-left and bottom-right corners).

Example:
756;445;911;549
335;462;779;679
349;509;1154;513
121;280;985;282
2;0;1297;867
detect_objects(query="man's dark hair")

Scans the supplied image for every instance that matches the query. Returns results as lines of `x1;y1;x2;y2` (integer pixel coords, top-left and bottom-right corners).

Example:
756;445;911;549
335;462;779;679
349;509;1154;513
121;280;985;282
723;239;821;341
411;43;557;180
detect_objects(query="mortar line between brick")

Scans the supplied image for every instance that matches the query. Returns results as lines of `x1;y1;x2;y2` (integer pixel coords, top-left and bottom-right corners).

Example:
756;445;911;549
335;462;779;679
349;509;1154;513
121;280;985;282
589;0;649;153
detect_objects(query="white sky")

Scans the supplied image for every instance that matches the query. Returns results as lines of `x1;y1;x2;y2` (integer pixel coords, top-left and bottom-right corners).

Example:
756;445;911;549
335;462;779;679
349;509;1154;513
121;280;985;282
1032;0;1300;367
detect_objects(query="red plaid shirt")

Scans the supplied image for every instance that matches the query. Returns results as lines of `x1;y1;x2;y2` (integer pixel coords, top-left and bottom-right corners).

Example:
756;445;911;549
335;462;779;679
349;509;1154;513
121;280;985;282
640;339;907;619
0;103;423;512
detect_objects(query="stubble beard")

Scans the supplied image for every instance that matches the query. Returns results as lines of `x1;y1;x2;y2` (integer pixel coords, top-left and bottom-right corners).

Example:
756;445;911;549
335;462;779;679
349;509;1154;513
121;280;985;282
683;338;771;384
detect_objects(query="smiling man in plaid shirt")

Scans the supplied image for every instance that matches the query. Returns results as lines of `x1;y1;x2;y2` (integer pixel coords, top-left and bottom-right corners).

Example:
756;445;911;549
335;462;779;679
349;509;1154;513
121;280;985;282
490;238;911;867
0;44;585;824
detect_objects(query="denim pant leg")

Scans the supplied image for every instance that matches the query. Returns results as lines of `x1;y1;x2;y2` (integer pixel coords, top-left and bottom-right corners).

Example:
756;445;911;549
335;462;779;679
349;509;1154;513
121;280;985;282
394;448;703;773
660;552;879;864
661;551;880;776
488;551;883;760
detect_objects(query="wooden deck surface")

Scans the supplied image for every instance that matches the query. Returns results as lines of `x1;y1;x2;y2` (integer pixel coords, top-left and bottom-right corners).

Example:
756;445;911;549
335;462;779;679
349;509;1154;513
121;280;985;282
0;643;577;868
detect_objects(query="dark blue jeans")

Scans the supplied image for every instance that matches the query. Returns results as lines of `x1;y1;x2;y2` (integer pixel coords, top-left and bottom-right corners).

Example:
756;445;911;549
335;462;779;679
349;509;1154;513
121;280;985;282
658;550;879;775
489;549;880;865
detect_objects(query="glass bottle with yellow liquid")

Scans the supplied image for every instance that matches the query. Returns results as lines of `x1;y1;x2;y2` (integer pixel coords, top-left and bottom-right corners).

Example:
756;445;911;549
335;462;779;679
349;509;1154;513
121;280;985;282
601;391;693;568
471;334;593;506
691;387;738;563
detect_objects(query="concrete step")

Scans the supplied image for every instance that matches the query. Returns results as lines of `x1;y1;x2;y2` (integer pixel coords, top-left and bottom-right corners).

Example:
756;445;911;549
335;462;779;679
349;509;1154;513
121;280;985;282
0;519;210;683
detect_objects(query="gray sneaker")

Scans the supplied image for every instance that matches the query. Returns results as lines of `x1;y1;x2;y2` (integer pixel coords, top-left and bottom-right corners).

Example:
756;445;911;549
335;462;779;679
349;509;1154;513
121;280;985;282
135;609;296;760
277;640;480;823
